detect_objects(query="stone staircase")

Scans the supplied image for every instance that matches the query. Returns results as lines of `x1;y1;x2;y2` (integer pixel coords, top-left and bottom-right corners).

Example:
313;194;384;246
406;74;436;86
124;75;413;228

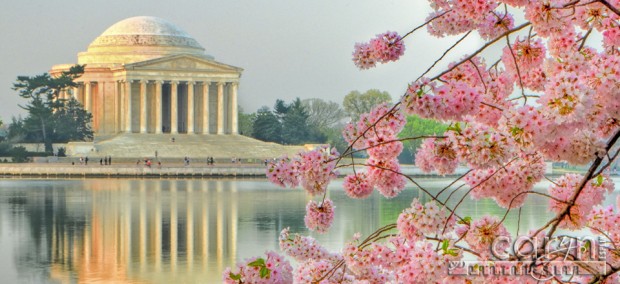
68;133;305;160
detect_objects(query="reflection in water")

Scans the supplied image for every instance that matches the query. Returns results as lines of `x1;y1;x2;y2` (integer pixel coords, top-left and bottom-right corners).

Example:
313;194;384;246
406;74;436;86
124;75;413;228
0;178;618;283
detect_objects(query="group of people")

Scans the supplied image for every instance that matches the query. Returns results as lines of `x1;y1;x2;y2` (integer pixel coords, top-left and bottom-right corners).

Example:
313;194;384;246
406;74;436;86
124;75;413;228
206;157;215;165
77;157;89;165
99;156;112;165
138;158;161;168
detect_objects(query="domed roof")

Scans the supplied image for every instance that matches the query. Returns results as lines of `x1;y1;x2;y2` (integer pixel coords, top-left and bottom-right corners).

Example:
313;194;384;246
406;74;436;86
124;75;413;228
79;16;208;65
99;16;193;37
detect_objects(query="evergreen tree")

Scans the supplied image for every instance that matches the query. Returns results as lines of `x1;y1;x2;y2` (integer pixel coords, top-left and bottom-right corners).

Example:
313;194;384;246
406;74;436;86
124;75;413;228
251;106;282;143
12;65;90;153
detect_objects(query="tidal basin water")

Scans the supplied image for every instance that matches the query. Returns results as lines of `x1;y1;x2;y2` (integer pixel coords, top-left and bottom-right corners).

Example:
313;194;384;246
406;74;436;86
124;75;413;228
0;177;618;283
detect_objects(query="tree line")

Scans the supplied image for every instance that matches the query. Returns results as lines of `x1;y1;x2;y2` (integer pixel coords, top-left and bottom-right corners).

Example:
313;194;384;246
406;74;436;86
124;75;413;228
239;89;446;163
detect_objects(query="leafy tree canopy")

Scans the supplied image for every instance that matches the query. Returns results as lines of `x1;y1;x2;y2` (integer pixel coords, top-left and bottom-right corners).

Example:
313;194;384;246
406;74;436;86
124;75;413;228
342;89;391;120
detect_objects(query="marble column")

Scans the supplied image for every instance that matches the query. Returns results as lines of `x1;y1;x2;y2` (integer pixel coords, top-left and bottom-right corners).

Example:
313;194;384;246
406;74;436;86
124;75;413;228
230;83;238;134
140;80;148;133
125;80;133;133
171;81;178;134
114;81;120;133
119;81;125;132
155;81;163;134
84;82;92;112
217;82;225;135
187;81;195;134
202;82;210;134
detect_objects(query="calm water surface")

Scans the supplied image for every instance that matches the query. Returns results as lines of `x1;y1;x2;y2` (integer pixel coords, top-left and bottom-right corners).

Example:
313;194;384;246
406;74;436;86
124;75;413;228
0;177;618;283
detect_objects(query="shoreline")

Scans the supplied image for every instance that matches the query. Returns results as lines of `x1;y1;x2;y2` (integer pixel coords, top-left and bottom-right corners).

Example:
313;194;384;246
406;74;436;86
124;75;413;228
0;163;581;179
0;163;270;178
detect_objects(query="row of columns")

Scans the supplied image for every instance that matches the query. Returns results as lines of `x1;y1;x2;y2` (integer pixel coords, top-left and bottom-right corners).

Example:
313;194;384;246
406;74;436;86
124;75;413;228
68;80;238;135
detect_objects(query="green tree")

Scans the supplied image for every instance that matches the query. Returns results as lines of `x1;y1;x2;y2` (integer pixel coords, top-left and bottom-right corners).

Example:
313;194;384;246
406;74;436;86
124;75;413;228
342;89;392;120
280;98;325;145
52;98;93;142
301;98;344;130
12;65;88;152
398;115;448;164
252;106;282;143
238;107;256;136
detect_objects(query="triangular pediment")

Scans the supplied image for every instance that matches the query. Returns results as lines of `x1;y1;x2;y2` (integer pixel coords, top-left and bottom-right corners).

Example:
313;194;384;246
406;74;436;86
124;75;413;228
124;54;243;73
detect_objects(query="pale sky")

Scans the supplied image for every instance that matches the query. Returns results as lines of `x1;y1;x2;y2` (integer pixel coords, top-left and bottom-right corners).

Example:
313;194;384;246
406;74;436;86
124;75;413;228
0;0;482;121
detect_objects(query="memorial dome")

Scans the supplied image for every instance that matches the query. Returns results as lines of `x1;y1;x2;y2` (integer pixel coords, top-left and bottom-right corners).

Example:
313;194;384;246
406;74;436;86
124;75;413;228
78;16;208;65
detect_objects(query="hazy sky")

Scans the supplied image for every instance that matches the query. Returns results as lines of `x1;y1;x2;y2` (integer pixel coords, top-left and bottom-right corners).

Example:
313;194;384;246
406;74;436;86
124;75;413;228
0;0;481;121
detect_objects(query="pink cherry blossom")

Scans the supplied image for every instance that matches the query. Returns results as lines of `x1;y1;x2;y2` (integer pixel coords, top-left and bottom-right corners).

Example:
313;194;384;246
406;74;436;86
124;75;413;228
549;174;614;229
343;172;374;199
397;198;455;241
353;31;404;69
304;199;335;233
415;137;459;175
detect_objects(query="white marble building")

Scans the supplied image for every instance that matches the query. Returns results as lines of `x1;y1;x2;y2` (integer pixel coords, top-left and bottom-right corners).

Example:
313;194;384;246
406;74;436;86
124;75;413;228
50;16;243;135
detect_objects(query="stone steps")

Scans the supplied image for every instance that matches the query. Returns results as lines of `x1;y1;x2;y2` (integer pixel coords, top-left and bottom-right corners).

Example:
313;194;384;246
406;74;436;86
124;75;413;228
69;133;305;159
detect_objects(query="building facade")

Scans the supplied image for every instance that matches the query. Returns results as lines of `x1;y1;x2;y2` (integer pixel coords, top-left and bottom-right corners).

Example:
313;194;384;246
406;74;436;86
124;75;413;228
50;16;242;135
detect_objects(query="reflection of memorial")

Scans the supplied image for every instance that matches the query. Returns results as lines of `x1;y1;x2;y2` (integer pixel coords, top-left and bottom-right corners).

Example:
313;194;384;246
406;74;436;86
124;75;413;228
47;180;239;283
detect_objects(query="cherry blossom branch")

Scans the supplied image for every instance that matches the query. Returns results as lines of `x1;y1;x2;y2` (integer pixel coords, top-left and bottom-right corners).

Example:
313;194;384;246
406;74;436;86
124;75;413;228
598;0;620;16
578;27;593;51
593;144;620;177
469;58;488;93
546;129;620;238
431;22;531;81
495;190;570;230
415;31;471;82
442;157;520;234
331;135;446;162
435;169;472;198
362;162;464;221
399;10;451;42
504;35;527;103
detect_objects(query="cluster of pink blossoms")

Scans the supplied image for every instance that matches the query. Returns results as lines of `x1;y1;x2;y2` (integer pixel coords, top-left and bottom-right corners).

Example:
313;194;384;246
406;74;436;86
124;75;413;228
447;122;515;169
352;31;404;69
223;251;293;284
397;198;455;241
267;146;339;196
402;79;482;122
501;37;546;76
456;215;511;259
465;153;546;208
414;137;459;175
304;199;335;233
342;172;373;199
549;174;615;230
342;103;407;198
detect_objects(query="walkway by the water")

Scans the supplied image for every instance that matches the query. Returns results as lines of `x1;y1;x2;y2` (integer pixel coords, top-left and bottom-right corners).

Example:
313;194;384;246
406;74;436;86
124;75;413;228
0;162;477;178
0;162;269;178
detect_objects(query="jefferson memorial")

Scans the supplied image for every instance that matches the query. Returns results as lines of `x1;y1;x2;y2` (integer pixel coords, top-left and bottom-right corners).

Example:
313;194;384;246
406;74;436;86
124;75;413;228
52;16;302;159
51;16;241;135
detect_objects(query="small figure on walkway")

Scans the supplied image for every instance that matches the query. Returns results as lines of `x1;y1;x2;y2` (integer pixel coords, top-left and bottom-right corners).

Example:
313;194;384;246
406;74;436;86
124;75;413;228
264;159;268;166
158;161;162;169
171;137;175;143
155;151;158;159
85;157;89;165
100;158;103;165
108;156;112;165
